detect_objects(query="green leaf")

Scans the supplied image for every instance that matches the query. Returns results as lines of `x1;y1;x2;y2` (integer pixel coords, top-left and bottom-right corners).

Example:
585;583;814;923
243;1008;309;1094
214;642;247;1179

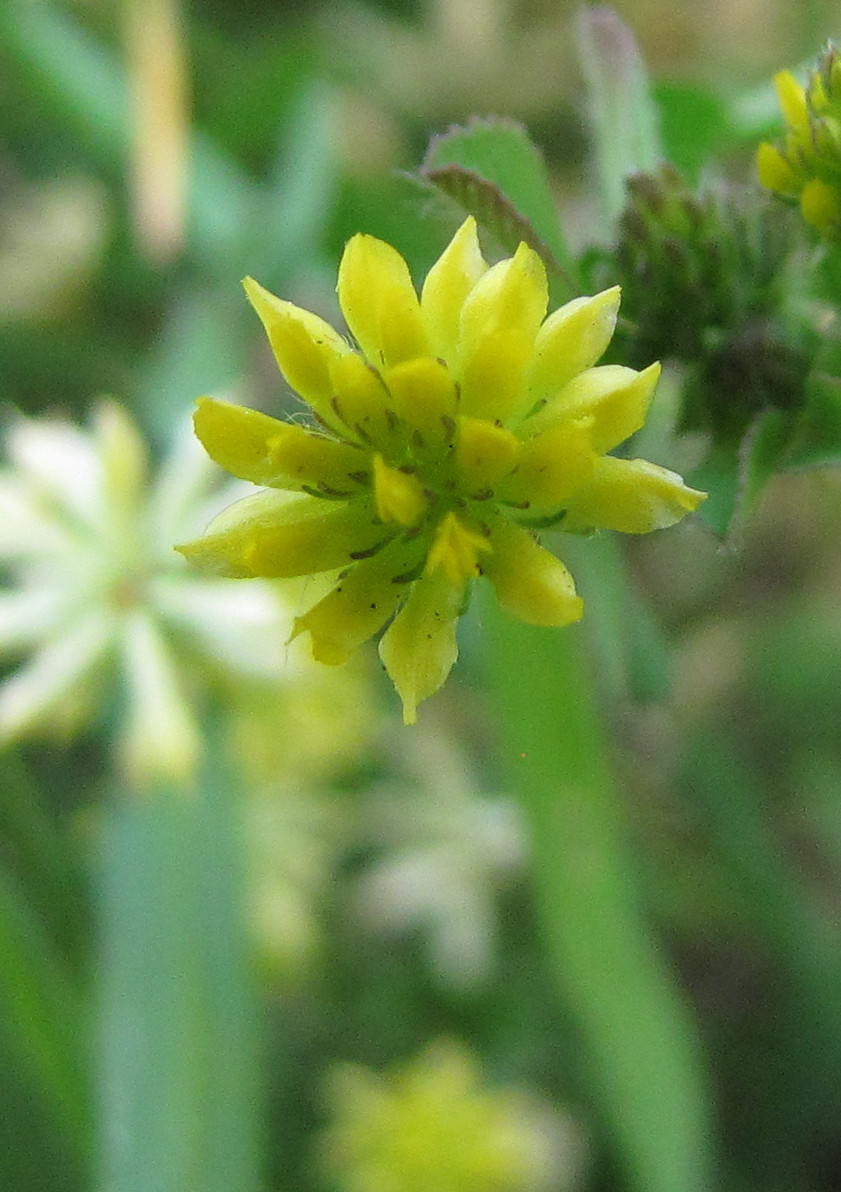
420;118;578;302
739;408;791;515
785;372;841;468
654;83;736;180
686;440;740;539
575;7;662;225
689;409;791;539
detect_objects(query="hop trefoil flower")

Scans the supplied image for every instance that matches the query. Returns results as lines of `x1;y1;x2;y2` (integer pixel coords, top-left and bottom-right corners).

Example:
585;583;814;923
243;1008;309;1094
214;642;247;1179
757;46;841;237
179;218;704;722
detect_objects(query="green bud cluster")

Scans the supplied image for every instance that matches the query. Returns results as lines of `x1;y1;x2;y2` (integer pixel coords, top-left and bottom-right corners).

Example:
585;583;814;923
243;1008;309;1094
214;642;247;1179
613;165;810;441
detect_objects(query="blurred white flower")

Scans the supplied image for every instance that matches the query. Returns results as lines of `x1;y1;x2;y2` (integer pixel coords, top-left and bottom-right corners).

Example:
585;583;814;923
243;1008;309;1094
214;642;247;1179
352;727;527;988
0;399;297;788
247;783;349;980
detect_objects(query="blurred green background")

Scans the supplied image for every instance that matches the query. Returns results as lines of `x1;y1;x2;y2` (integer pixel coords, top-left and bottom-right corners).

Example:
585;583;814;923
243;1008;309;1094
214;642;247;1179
4;1;841;1191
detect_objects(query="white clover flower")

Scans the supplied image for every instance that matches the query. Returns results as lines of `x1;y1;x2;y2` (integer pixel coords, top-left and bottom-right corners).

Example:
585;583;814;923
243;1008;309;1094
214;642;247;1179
0;399;298;788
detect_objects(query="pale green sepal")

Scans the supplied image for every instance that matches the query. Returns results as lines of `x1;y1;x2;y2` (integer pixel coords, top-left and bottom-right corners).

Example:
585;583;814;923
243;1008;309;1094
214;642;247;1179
378;569;464;724
117;609;201;790
291;533;427;665
419;217;488;363
563;455;706;534
525;287;622;409
482;519;583;627
524;362;661;453
176;490;388;578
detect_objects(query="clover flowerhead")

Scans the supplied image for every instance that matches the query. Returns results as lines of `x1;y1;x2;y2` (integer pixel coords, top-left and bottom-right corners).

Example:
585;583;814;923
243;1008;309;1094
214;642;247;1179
0;401;297;787
179;218;704;723
757;49;841;237
319;1039;578;1192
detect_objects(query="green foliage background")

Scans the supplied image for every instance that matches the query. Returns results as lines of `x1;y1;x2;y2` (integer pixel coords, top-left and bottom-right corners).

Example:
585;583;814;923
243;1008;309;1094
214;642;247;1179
3;2;841;1191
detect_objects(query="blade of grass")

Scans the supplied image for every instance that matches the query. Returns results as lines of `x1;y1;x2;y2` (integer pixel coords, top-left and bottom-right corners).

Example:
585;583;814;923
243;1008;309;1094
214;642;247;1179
480;592;713;1192
0;858;90;1159
96;750;260;1192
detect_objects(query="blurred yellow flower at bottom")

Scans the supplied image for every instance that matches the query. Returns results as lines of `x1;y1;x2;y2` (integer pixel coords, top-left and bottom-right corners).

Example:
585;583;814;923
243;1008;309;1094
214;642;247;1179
319;1039;584;1192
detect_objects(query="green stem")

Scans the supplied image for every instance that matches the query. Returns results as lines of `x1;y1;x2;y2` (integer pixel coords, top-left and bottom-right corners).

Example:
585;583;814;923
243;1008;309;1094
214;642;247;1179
481;592;714;1192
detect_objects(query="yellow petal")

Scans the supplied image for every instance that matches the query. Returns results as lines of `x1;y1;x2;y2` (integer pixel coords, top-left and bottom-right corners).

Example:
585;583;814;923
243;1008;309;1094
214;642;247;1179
523;362;661;453
195;397;366;493
265;424;368;496
337;233;430;368
457;326;533;423
328;353;395;449
242;277;350;432
800;177;841;236
498;416;595;512
378;569;464;724
383;357;459;447
457;241;548;358
176;491;390;577
524;286;621;410
482;518;583;626
291;532;428;665
454;417;520;496
774;70;808;133
425;512;491;586
563;455;706;534
372;454;428;526
420;217;488;362
194;397;289;485
755;142;800;195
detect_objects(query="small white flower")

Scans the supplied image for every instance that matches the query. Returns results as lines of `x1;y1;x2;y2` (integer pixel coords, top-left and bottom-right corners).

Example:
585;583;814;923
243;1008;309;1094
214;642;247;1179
0;400;297;788
352;727;527;988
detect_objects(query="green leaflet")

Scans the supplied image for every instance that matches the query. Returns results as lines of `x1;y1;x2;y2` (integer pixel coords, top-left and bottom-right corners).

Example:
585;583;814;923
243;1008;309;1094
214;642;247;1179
575;7;663;226
420;117;578;303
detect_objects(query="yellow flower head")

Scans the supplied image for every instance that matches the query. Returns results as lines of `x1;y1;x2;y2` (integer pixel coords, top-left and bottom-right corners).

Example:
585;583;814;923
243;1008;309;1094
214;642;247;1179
757;50;841;238
319;1039;580;1192
178;218;704;722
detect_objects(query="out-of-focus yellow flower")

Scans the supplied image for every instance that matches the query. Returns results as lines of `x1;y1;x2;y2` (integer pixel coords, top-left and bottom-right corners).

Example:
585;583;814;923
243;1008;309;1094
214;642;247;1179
0;401;296;788
757;51;841;238
179;218;704;722
320;1039;584;1192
